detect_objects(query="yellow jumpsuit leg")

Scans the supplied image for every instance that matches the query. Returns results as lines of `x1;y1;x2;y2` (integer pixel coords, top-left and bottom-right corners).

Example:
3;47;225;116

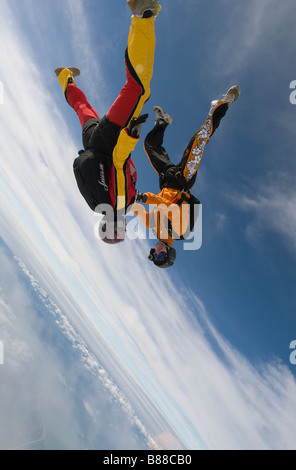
125;16;156;122
113;16;156;212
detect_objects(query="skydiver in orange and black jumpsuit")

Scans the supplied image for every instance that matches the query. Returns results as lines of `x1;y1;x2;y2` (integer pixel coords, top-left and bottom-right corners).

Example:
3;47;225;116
132;86;241;268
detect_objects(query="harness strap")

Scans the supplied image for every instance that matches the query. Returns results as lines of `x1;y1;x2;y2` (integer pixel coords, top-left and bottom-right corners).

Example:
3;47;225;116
170;190;191;206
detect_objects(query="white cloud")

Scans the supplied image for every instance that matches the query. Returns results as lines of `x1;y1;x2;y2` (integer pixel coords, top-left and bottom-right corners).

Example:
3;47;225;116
230;174;296;256
14;255;162;450
209;0;296;76
62;0;109;107
0;248;81;450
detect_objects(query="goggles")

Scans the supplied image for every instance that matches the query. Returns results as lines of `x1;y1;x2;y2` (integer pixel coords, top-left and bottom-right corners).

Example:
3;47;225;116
153;250;168;262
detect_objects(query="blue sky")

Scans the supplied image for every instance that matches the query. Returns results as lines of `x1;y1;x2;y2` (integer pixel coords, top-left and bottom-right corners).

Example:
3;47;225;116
0;0;296;450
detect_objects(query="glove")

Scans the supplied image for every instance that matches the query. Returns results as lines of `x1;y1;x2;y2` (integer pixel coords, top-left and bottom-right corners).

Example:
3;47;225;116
135;191;148;203
128;114;149;138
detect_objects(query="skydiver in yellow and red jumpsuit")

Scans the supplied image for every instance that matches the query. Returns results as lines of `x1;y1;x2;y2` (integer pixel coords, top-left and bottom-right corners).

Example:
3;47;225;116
55;0;161;243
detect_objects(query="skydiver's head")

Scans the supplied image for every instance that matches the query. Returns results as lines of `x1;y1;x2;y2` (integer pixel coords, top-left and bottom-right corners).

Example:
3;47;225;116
148;240;176;269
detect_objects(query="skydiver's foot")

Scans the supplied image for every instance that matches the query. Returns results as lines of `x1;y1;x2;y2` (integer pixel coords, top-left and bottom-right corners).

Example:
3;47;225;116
54;67;80;79
127;0;161;18
222;85;241;106
153;106;173;126
54;67;80;95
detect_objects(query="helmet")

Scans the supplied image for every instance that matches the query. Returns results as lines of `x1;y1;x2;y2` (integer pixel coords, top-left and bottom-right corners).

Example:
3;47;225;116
148;244;176;269
99;215;125;244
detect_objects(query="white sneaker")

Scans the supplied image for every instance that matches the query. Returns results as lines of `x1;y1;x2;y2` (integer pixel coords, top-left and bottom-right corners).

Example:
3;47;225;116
223;85;241;106
153;106;173;125
127;0;161;18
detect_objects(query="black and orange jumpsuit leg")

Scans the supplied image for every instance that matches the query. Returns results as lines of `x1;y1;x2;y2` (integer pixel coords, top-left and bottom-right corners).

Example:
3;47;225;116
144;99;229;191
